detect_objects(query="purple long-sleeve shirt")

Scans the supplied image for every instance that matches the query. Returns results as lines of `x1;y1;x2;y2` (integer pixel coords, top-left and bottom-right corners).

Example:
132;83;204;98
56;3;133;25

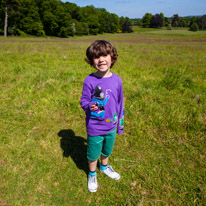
81;73;124;136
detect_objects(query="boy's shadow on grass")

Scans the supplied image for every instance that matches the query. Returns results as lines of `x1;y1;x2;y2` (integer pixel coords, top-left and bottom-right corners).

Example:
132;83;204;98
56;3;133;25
58;129;89;175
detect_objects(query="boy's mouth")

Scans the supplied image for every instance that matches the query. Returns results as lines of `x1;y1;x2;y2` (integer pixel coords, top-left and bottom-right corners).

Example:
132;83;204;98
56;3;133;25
98;63;106;67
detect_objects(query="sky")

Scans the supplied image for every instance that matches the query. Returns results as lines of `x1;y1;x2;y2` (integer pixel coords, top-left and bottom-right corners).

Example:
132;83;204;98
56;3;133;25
62;0;206;18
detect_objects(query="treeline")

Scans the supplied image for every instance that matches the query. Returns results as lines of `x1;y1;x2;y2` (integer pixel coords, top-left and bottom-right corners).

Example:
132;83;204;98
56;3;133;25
0;0;133;37
132;13;206;31
1;0;205;37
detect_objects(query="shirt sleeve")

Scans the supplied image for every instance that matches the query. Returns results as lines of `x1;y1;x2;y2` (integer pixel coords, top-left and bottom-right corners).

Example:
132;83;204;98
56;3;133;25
80;82;94;112
117;79;124;135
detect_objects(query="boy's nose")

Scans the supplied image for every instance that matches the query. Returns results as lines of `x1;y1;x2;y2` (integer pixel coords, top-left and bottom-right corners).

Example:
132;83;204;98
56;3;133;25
99;56;104;61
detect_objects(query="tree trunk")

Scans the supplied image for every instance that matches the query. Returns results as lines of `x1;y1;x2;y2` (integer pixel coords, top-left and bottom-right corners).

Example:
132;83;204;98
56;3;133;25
4;6;8;37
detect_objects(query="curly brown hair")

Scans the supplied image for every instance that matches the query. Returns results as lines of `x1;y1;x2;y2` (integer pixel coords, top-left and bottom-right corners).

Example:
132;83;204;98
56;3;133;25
85;40;118;68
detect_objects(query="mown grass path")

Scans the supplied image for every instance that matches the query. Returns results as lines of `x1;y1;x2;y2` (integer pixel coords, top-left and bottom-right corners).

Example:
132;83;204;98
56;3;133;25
0;31;206;205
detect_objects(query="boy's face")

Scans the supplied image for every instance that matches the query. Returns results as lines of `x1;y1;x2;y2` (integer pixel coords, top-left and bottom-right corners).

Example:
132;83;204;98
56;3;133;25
93;54;112;74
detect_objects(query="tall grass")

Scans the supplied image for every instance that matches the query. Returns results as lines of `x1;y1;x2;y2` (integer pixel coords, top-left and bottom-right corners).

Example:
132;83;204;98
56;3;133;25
132;26;206;36
0;31;206;205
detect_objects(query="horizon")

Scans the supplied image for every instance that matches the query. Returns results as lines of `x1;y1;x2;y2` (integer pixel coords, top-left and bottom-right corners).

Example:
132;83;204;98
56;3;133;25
62;0;206;18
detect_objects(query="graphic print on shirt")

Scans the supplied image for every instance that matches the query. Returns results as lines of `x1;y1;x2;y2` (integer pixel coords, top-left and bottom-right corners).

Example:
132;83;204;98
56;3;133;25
105;89;112;99
90;86;108;120
106;112;118;124
119;109;124;127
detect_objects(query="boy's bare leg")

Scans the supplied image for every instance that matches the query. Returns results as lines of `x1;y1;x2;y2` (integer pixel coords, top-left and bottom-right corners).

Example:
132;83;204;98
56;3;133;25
89;160;98;172
101;155;108;165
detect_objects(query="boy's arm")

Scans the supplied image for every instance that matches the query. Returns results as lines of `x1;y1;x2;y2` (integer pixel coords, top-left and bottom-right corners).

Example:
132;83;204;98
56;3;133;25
117;80;124;135
80;83;94;112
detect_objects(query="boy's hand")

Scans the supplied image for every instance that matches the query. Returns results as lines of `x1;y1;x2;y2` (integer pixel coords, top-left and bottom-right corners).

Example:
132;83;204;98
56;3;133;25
90;103;98;111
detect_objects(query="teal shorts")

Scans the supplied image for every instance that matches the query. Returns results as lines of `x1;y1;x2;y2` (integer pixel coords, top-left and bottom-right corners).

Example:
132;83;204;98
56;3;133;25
87;129;116;161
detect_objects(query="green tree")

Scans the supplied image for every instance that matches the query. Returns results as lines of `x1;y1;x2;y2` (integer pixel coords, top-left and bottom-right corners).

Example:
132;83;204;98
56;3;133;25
132;18;142;26
166;18;172;30
198;15;206;30
1;0;19;37
160;12;165;26
42;11;58;36
36;0;73;37
0;0;127;37
179;17;190;27
165;17;171;26
106;13;120;33
56;3;72;37
87;15;100;35
97;8;107;33
172;14;180;27
150;13;163;28
80;6;100;35
190;22;199;31
120;17;133;32
189;16;197;27
189;17;198;31
36;0;59;36
64;2;81;21
71;20;86;35
97;8;120;33
142;13;152;28
18;0;44;36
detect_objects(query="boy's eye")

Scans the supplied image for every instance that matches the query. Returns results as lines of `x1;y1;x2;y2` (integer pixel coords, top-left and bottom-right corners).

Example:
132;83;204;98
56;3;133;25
95;55;107;58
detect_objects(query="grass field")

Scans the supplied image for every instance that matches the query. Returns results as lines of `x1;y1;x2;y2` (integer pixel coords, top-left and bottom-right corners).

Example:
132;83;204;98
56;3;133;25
132;26;206;36
0;29;206;205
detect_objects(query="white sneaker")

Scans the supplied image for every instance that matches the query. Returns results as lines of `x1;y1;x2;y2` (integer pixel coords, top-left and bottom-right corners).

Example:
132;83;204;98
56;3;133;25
88;175;98;192
100;166;120;180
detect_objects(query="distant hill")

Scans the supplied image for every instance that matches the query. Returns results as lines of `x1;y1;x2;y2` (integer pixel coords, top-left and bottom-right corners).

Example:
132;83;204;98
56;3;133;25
183;15;203;18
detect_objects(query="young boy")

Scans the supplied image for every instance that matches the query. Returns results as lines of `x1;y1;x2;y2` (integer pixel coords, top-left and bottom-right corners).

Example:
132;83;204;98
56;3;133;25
80;40;124;192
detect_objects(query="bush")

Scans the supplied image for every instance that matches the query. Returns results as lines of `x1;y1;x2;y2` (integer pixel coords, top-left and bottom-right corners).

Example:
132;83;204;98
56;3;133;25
167;24;172;30
16;29;28;37
190;22;199;31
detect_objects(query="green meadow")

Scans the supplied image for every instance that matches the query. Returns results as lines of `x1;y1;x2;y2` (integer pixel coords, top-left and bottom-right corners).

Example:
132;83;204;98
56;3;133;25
0;29;206;205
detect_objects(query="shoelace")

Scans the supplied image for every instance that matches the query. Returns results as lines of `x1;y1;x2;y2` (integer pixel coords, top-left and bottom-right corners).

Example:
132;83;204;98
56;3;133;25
89;176;96;183
107;166;114;173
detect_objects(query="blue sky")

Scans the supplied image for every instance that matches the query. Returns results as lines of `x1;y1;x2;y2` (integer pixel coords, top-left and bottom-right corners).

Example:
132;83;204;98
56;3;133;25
62;0;206;18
